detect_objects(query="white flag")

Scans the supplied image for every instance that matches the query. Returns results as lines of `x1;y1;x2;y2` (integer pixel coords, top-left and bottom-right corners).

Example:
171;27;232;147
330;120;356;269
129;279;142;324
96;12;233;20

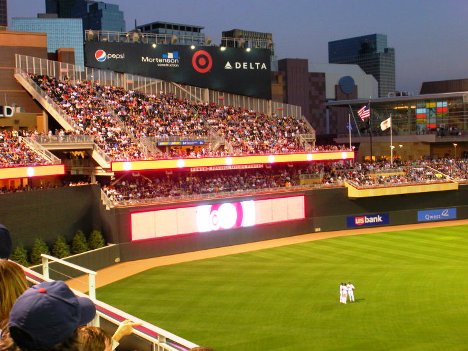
380;117;392;131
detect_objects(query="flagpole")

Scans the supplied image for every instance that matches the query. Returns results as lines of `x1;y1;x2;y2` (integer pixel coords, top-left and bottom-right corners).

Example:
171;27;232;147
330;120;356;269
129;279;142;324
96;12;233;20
348;113;352;150
369;98;373;163
390;115;393;166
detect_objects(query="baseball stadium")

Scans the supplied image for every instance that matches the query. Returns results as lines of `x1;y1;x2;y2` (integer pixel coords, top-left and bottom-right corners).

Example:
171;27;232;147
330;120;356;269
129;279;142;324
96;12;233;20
0;26;468;351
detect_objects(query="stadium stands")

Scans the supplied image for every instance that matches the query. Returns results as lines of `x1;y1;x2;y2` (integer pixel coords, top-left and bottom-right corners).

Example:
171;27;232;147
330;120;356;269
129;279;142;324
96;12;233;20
30;74;314;160
0;130;52;168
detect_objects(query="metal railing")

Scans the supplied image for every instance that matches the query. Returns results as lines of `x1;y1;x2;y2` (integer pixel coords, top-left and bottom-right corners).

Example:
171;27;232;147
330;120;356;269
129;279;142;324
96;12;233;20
23;257;199;351
34;134;95;144
84;29;273;49
16;54;305;120
16;69;77;130
22;137;62;164
107;183;337;207
100;188;114;209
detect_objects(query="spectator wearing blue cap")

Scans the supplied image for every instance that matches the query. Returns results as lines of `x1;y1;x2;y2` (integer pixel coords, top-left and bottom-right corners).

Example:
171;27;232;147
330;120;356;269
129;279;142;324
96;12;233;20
0;225;12;260
0;280;96;351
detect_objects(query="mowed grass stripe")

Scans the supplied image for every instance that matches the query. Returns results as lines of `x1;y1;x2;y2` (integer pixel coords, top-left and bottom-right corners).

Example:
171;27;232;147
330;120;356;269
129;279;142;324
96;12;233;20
340;227;468;263
97;224;468;351
331;234;468;265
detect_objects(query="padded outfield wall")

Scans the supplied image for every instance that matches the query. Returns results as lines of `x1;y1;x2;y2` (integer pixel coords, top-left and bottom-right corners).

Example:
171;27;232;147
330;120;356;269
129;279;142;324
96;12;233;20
0;185;102;249
108;185;468;262
2;185;467;262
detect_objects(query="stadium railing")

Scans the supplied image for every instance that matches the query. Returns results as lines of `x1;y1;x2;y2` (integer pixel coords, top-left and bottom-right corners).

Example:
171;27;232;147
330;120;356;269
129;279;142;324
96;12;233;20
21;255;199;351
21;137;62;165
15;54;305;121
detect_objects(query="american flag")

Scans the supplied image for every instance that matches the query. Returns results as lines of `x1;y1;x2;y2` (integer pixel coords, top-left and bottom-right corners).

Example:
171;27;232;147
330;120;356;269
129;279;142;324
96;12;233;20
357;104;370;121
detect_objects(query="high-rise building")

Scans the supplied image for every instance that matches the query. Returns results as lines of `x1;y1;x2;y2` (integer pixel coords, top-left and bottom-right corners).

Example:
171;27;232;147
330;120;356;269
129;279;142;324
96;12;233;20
0;0;7;27
46;0;79;18
135;21;203;45
328;34;395;98
46;0;125;32
275;58;378;137
222;28;276;70
84;2;125;32
10;17;84;67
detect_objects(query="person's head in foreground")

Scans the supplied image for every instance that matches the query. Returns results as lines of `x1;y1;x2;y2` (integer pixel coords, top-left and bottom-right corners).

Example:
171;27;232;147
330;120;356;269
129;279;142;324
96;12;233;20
6;280;96;351
78;326;112;351
0;225;12;260
0;260;28;323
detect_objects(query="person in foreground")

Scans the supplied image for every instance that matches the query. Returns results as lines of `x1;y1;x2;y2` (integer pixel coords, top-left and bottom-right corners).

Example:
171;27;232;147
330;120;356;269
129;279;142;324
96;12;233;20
0;224;12;260
79;319;140;350
0;260;28;339
0;280;96;351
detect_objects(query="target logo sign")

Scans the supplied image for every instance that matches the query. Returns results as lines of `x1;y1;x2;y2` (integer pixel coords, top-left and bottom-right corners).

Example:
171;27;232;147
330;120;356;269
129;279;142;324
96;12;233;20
192;50;213;73
196;200;255;232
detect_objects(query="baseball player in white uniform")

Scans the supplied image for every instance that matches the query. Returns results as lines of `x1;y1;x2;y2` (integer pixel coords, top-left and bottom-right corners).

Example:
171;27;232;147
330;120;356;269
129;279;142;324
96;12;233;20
339;283;347;304
346;282;355;302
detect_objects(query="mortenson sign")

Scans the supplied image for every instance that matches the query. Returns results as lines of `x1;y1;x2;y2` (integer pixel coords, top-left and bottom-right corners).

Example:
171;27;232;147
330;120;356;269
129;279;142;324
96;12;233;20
84;42;272;99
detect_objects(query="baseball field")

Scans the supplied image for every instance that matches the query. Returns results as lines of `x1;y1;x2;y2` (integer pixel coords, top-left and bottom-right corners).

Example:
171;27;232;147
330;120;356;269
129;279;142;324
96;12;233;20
96;223;468;351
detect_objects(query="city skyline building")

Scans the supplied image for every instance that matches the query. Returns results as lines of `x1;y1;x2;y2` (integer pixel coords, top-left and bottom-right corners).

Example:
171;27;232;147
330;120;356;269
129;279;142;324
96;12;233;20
136;21;205;45
222;28;276;70
0;0;7;27
10;16;84;67
328;34;395;98
275;58;378;137
84;1;125;32
46;0;125;32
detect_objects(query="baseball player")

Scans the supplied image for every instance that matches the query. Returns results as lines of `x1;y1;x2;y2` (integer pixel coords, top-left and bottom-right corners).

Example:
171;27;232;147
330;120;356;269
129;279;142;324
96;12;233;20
339;283;347;304
346;282;355;302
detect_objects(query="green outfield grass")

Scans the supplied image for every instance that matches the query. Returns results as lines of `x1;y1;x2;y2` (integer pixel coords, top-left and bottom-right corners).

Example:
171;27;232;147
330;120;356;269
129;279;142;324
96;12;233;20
97;225;468;351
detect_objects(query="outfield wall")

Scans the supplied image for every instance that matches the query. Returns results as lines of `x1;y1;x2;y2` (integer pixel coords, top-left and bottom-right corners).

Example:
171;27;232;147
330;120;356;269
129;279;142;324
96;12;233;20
0;185;102;248
2;184;468;263
112;185;468;261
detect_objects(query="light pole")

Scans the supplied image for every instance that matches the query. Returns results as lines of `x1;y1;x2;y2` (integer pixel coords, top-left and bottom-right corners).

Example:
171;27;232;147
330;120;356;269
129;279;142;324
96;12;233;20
453;143;458;159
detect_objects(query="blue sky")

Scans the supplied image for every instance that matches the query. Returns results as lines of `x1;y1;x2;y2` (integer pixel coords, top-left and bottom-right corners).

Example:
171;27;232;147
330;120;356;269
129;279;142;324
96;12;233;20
7;0;468;93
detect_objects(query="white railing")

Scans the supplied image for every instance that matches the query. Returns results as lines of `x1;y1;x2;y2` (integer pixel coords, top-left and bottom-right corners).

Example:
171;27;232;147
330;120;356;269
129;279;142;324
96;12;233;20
22;137;62;165
23;256;199;351
16;54;305;120
16;69;77;130
41;254;97;300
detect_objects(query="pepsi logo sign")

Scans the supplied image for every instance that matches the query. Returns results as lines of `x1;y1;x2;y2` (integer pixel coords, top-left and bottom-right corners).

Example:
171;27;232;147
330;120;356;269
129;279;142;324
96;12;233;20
95;50;107;62
95;50;125;62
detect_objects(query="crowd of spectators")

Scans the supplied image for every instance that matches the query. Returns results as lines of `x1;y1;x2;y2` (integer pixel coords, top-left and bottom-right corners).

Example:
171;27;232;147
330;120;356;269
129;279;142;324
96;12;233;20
31;75;145;161
30;74;314;160
102;165;309;203
102;158;468;204
0;130;51;168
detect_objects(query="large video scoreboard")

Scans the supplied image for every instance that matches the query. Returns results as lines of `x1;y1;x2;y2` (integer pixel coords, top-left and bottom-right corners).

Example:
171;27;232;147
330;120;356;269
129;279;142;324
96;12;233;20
84;42;272;99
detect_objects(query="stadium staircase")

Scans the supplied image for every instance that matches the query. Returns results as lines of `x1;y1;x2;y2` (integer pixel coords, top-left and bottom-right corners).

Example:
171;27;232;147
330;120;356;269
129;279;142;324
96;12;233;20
21;137;62;165
15;70;112;171
14;71;75;131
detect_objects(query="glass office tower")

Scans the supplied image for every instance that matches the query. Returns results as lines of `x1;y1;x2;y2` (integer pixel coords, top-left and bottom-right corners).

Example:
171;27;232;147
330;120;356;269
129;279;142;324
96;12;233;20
329;34;395;98
46;0;125;32
11;17;84;68
84;2;125;32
